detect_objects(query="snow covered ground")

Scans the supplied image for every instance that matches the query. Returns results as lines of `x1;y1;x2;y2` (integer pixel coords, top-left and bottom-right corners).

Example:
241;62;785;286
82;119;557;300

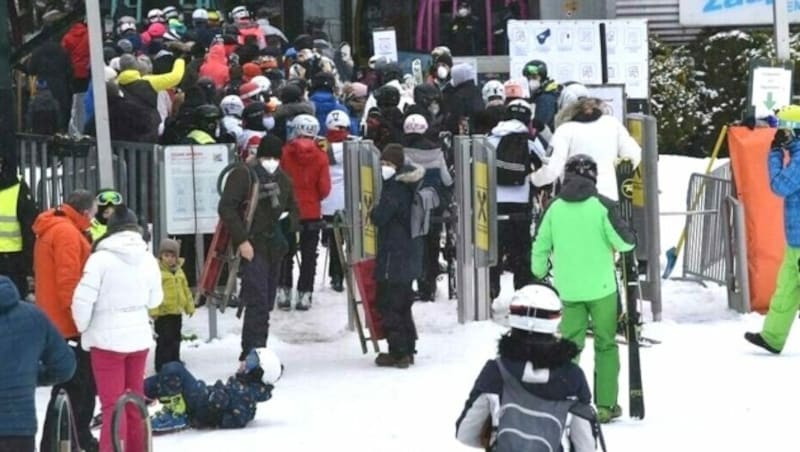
34;155;799;451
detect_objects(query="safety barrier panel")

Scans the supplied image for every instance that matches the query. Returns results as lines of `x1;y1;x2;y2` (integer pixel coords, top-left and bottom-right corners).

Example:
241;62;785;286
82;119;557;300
681;173;733;285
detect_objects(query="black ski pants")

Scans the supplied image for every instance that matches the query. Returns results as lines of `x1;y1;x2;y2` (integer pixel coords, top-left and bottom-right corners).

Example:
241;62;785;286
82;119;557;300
279;220;321;293
418;220;443;299
240;253;280;361
490;202;534;299
0;436;34;452
40;339;96;452
0;252;29;299
154;314;182;372
321;215;343;282
377;280;418;356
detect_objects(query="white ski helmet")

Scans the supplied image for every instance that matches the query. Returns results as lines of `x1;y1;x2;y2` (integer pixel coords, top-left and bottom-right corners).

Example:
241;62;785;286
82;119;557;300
403;114;429;135
325;110;351;131
250;75;272;96
559;82;590;111
220;95;245;117
507;284;562;334
231;5;250;21
192;8;208;21
252;348;283;385
162;6;179;21
481;80;505;105
146;8;164;23
291;114;320;138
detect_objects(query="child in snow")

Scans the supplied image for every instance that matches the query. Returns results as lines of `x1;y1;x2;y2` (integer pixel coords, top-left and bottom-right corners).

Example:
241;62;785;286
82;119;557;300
147;348;282;432
530;154;635;423
150;238;195;372
456;284;598;451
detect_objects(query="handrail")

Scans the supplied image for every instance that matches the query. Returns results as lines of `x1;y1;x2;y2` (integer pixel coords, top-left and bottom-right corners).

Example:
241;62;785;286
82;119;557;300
49;388;81;452
111;391;153;452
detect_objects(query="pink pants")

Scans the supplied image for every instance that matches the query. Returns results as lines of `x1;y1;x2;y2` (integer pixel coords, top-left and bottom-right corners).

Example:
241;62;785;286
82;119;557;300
90;348;149;452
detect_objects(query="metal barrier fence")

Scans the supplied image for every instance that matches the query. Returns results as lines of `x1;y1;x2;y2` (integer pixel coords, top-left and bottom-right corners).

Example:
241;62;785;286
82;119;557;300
681;173;733;285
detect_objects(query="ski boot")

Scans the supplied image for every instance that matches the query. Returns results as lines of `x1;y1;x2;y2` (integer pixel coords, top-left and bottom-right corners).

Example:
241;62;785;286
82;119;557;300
596;405;622;423
276;287;292;311
295;291;312;311
150;394;188;433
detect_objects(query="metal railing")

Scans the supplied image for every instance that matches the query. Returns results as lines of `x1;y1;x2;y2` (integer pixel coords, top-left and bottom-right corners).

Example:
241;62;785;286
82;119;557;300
681;172;733;285
112;391;153;452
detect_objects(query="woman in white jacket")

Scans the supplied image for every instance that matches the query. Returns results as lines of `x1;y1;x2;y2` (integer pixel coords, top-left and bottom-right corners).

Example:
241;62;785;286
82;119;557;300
531;97;641;201
72;206;163;452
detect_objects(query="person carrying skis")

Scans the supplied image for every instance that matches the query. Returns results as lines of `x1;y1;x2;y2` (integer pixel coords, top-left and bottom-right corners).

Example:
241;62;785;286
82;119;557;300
219;135;299;365
147;348;282;432
530;154;635;423
456;284;598;451
745;108;800;354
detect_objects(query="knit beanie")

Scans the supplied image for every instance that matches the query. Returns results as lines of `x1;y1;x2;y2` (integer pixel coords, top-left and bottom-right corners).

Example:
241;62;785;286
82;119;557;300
159;238;180;256
107;205;139;233
257;135;284;159
381;144;405;169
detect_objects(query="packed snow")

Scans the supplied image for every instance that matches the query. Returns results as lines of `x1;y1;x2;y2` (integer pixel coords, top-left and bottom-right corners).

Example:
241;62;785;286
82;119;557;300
34;155;798;451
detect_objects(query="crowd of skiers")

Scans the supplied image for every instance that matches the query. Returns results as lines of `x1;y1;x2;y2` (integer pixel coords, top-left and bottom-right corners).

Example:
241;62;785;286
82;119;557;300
2;3;652;451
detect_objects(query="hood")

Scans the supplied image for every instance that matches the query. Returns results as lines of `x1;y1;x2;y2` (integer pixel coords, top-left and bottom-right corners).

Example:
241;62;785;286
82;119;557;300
32;205;91;237
96;230;150;264
450;63;474;87
558;175;598;202
207;44;228;65
286;137;324;163
0;276;20;313
490;119;528;137
557;97;605;126
498;331;578;370
117;69;143;85
394;162;425;185
275;101;315;119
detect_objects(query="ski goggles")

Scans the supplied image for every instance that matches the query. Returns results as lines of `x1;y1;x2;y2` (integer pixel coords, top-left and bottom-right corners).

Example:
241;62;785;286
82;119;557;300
96;190;123;206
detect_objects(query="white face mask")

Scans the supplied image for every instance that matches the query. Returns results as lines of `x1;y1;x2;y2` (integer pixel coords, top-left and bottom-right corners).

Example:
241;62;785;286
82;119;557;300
261;158;279;174
436;66;449;80
457;7;469;17
528;79;541;92
263;116;275;130
429;102;440;116
381;165;396;180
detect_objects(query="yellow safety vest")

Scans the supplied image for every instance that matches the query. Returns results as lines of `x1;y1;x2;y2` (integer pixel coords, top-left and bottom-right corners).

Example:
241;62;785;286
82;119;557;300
0;183;22;252
187;130;216;145
89;218;108;241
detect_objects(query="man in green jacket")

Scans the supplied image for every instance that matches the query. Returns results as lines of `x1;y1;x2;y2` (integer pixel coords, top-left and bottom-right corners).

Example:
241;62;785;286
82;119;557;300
530;154;635;423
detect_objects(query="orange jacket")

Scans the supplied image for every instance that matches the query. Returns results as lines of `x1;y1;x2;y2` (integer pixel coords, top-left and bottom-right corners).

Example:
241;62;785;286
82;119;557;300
33;205;92;338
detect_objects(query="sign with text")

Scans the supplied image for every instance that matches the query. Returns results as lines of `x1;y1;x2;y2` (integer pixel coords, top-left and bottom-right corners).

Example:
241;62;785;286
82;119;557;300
750;66;793;112
680;0;800;26
372;28;398;63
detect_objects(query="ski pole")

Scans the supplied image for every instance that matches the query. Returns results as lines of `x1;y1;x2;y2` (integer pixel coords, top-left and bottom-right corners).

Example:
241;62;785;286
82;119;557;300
662;124;728;279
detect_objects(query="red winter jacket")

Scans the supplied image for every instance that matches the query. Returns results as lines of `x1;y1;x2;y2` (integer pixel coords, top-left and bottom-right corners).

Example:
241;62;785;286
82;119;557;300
199;44;231;89
61;23;90;80
281;137;331;220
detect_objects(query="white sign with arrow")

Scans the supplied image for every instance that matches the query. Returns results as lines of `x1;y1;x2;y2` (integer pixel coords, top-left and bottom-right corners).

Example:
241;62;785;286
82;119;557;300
751;66;793;112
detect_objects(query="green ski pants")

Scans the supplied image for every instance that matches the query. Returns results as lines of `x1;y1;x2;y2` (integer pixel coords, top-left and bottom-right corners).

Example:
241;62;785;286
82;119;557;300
761;247;800;351
560;292;620;408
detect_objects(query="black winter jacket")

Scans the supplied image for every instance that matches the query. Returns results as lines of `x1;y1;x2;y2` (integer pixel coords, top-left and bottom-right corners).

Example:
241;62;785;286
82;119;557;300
370;163;425;282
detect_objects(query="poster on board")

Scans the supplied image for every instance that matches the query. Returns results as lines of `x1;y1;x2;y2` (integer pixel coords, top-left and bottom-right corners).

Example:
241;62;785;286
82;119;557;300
586;84;626;123
372;27;398;63
164;145;230;235
507;19;649;99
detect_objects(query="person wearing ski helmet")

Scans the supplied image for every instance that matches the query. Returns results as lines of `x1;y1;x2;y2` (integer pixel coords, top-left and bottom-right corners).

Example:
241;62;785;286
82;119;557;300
531;97;641;201
237;101;268;159
361;61;413;125
320;110;351;292
184;104;222;144
487;100;546;300
277;114;331;311
428;46;453;91
531;153;635;424
146;344;282;431
310;72;347;135
522;59;560;132
89;189;123;242
365;85;404;150
402;114;453;301
272;83;315;142
116;16;143;53
218;135;299;368
456;283;596;450
219;95;245;144
404;83;444;141
190;8;215;49
475;80;507;134
233;6;267;49
503;79;526;103
146;8;165;25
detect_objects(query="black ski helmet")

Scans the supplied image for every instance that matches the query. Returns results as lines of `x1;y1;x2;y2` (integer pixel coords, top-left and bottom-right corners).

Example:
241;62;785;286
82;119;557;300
375;85;400;110
242;101;266;129
311;71;335;93
522;59;548;80
413;84;441;109
193;104;222;135
505;99;532;124
564;154;598;183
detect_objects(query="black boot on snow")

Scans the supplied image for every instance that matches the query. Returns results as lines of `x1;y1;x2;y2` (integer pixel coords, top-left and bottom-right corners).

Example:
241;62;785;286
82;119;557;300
330;277;344;293
744;332;781;354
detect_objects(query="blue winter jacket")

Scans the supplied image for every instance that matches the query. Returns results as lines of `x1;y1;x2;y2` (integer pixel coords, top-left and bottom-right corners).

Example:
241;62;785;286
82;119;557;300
769;140;800;247
0;276;76;436
310;90;347;135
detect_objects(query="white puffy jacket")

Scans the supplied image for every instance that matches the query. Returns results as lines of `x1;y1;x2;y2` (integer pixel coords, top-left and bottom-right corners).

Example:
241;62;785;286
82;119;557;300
72;231;163;353
531;109;641;201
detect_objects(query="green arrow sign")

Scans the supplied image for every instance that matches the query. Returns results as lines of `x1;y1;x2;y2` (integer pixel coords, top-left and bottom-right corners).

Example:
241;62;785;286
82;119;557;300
764;91;777;110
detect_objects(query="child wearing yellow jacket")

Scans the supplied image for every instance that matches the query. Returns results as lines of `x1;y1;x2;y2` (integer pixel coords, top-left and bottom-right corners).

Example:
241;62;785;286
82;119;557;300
150;238;195;371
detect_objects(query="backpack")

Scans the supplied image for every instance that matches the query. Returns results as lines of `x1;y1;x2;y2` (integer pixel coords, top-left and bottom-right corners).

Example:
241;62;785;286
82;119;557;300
410;181;440;239
495;132;534;186
494;360;602;452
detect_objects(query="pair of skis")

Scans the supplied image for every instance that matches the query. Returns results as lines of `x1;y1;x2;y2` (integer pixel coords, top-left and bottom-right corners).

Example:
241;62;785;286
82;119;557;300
615;159;646;420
